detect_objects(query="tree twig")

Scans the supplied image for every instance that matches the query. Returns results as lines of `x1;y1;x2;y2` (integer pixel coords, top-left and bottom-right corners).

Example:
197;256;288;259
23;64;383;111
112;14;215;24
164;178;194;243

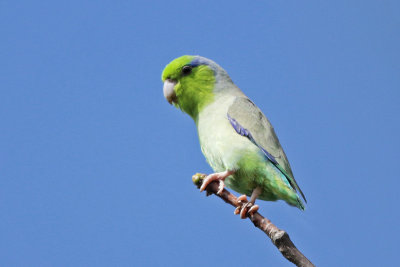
192;173;315;267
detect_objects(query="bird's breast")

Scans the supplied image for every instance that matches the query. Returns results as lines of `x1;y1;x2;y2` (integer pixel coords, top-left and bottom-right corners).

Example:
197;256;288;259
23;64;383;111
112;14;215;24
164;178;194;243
196;95;258;172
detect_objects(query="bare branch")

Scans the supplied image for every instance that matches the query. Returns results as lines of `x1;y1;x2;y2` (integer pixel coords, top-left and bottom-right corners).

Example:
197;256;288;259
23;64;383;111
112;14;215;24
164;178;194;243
192;173;315;267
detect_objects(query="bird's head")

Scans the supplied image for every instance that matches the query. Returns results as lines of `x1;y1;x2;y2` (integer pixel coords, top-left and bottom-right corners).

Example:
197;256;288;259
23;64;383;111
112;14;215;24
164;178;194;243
162;55;228;119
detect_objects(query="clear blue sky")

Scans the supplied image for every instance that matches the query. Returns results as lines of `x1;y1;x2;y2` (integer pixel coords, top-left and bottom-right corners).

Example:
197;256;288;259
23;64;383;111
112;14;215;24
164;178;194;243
1;1;399;266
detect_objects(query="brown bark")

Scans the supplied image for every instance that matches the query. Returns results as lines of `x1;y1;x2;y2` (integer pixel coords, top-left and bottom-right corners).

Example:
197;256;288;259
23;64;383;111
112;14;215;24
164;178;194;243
192;173;315;267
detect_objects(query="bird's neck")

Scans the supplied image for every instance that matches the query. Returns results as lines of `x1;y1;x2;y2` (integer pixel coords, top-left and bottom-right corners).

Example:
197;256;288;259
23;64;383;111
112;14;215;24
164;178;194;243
176;82;215;121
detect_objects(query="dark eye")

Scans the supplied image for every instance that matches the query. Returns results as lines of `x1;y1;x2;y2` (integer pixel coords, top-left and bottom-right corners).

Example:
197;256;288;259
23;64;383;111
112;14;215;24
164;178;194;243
182;65;192;76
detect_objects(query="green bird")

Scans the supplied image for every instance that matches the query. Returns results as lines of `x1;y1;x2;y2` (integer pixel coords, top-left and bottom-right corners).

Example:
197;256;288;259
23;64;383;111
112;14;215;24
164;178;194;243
162;55;306;218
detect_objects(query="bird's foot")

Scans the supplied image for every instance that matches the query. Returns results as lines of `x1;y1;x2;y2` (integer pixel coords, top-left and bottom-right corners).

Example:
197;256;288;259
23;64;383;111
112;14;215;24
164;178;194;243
199;170;235;195
234;194;259;219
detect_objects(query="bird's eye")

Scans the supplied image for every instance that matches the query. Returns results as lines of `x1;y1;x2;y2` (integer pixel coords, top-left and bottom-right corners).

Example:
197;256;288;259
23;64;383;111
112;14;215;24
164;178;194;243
181;65;192;76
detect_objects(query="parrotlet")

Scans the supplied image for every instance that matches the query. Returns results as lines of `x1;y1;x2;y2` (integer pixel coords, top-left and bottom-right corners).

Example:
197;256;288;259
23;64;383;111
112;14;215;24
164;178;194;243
162;55;306;218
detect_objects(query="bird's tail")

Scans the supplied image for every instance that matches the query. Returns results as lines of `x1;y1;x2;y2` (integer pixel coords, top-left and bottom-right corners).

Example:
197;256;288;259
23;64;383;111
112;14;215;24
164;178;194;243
296;196;306;211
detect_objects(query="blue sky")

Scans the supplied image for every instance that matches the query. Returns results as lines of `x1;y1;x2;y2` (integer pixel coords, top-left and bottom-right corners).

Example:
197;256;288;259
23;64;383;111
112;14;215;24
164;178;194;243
1;1;399;266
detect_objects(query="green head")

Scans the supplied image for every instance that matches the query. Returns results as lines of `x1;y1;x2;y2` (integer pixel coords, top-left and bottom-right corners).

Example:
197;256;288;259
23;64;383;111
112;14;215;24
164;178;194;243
161;55;220;120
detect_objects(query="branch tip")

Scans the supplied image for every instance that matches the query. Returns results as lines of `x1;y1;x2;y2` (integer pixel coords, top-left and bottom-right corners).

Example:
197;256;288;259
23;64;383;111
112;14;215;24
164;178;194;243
192;173;206;188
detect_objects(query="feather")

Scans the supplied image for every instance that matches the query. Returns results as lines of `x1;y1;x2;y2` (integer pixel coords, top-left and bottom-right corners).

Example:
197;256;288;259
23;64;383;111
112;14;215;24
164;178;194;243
227;97;307;203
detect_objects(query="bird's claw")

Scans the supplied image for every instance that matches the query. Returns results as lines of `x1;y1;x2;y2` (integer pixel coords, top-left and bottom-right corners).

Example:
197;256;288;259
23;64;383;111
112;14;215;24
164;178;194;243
199;170;234;195
248;204;259;215
217;180;225;195
205;181;224;196
237;194;248;204
234;195;259;219
238;203;259;219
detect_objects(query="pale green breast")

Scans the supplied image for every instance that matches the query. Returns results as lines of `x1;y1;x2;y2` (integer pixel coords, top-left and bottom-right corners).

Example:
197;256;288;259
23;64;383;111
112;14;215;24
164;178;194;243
196;93;260;172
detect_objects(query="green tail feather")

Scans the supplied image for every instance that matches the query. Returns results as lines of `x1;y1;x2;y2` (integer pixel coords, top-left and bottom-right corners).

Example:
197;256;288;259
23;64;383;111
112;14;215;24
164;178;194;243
275;164;307;204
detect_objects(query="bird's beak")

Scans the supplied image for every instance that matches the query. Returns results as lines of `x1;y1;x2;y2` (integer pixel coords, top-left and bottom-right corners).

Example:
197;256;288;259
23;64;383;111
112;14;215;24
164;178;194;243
163;79;177;105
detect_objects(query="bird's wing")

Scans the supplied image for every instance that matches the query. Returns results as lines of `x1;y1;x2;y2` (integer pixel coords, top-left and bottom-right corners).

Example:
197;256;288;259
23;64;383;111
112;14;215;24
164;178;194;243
227;96;306;202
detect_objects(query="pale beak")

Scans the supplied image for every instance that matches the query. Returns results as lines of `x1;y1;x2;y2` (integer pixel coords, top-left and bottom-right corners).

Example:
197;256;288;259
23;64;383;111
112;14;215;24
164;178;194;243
163;79;177;104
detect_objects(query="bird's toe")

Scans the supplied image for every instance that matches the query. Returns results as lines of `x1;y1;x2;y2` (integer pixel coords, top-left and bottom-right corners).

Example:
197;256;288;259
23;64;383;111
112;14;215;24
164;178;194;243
248;204;259;215
237;194;248;204
235;202;259;219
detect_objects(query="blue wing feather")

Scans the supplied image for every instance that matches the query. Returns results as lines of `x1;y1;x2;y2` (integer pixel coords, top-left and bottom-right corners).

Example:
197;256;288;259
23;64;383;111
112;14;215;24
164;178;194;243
227;114;278;165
